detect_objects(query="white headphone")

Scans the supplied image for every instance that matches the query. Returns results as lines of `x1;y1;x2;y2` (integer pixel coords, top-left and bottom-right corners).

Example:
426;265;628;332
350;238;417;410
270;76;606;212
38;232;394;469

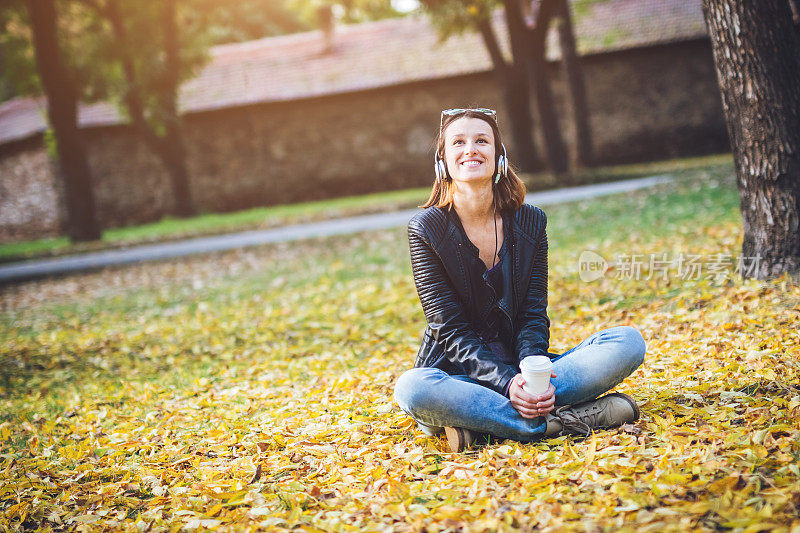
435;143;508;184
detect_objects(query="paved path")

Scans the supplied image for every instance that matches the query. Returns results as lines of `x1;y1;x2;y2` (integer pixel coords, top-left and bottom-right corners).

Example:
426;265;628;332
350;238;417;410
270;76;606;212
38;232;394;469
0;175;671;284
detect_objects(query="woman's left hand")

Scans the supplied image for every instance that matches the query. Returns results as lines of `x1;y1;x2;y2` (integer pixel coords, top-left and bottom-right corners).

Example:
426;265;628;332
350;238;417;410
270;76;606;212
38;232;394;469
509;372;557;419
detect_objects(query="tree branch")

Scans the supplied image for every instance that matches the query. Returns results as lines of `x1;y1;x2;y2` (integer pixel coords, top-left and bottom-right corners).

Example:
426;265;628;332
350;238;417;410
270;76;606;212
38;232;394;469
528;0;558;49
103;0;162;150
476;17;508;74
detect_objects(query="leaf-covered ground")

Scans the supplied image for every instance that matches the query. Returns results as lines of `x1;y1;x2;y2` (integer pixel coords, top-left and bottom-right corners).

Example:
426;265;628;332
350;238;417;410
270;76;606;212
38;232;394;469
2;166;799;532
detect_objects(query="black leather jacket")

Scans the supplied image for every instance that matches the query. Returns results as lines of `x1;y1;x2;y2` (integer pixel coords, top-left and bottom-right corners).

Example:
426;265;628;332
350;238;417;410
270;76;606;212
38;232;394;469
407;203;550;395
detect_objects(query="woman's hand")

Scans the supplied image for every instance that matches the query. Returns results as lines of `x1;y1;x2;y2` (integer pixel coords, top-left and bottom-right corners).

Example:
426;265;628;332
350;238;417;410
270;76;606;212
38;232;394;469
509;372;557;419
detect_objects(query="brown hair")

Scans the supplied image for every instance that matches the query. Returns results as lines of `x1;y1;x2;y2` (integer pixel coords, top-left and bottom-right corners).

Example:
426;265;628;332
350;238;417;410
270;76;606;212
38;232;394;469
421;109;527;213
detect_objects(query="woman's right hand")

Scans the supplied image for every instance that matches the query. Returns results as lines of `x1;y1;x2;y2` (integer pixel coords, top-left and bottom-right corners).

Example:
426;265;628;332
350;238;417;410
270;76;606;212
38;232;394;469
509;373;556;419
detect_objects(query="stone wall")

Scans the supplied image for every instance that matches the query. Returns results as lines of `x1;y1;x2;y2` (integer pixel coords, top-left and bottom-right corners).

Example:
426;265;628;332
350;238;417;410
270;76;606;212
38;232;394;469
0;138;63;242
580;41;729;162
0;39;729;243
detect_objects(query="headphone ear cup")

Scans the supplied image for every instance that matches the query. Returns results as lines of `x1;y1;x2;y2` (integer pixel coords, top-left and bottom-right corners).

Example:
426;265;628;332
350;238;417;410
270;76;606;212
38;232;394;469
495;143;508;184
495;154;507;184
435;158;448;182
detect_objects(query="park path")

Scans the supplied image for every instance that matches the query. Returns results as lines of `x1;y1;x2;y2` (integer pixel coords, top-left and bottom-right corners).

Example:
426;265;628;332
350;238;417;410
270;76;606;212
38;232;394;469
0;175;670;284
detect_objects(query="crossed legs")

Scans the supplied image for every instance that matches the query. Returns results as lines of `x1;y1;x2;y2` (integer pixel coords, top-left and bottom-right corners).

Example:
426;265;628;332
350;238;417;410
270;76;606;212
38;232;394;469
393;326;646;442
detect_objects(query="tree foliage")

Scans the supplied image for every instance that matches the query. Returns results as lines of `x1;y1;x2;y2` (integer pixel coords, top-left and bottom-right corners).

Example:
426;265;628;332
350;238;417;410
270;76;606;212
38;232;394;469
286;0;402;27
191;0;309;44
0;0;307;103
0;0;40;97
419;0;495;39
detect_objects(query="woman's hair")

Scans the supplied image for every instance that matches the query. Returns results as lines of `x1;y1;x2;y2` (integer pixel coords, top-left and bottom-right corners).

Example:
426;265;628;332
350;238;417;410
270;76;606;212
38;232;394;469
421;109;527;212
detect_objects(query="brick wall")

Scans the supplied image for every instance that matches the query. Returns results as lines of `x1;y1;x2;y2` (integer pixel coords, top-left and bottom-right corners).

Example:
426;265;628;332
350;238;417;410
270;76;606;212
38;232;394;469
0;39;729;243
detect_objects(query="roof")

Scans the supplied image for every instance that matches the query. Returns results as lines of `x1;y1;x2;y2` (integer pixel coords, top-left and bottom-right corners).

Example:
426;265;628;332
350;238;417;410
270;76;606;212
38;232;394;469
0;0;706;146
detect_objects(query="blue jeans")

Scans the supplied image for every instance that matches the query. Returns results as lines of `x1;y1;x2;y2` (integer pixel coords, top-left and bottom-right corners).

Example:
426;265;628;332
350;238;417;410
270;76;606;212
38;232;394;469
393;326;646;442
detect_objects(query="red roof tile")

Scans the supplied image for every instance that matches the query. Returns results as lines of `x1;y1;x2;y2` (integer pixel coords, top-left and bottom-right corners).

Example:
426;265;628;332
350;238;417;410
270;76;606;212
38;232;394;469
0;0;705;145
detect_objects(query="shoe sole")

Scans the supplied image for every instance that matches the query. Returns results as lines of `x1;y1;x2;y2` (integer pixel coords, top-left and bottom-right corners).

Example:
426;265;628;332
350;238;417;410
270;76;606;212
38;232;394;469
444;427;469;453
607;392;640;422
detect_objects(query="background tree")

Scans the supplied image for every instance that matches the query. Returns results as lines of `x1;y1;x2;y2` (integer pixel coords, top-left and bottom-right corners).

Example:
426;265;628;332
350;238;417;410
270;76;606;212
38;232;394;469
702;0;800;280
0;0;307;102
421;0;591;175
194;0;307;43
421;0;539;171
553;0;592;168
0;30;21;100
76;0;308;217
21;0;102;241
73;0;213;218
2;0;306;222
509;0;568;174
286;0;401;26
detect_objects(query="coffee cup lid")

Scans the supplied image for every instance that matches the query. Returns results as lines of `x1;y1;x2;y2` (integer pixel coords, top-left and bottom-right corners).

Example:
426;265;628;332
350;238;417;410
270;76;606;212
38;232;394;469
519;356;552;372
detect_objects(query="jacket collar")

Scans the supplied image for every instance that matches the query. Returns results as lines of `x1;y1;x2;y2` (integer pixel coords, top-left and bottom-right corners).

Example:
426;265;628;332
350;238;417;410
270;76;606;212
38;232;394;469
445;205;512;260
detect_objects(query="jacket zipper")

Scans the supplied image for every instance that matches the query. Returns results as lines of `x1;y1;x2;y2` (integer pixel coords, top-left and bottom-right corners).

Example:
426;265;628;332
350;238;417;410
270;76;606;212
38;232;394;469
507;241;516;337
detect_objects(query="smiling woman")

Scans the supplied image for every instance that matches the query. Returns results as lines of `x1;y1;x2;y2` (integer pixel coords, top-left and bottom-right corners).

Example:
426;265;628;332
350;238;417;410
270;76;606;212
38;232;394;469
423;109;523;214
393;108;647;452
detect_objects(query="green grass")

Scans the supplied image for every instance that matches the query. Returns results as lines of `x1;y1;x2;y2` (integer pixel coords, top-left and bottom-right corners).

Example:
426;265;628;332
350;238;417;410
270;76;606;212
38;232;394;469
0;237;72;259
105;187;430;239
0;153;733;264
0;187;431;262
547;158;740;251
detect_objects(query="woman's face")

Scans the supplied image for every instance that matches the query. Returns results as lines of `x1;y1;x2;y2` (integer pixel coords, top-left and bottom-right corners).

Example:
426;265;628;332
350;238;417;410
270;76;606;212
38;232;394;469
442;117;496;184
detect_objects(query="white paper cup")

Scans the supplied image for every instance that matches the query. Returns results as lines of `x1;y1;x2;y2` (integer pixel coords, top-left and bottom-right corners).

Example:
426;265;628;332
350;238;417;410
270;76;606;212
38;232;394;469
519;356;553;395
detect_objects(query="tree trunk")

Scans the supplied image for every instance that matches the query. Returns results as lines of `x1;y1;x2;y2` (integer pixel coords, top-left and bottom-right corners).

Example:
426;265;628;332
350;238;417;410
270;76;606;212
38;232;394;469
107;0;194;218
504;0;568;175
27;0;101;242
476;18;538;171
526;0;568;175
155;127;193;217
555;0;593;169
702;0;800;280
158;0;195;217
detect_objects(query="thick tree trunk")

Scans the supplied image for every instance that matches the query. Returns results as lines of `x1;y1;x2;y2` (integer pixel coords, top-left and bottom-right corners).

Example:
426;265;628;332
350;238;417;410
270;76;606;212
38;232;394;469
504;0;568;175
27;0;101;242
702;0;800;280
555;0;593;169
476;19;538;171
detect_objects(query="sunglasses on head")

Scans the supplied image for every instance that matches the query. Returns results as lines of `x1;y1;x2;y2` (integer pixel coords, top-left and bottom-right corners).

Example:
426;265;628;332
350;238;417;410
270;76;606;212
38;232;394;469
440;108;498;129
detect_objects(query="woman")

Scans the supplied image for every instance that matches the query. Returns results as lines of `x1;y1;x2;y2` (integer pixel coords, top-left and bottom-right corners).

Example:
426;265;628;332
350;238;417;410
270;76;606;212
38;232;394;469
393;108;646;452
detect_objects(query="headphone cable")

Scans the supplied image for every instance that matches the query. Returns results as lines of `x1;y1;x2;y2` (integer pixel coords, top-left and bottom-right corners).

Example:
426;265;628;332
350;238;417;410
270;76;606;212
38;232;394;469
492;190;498;270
